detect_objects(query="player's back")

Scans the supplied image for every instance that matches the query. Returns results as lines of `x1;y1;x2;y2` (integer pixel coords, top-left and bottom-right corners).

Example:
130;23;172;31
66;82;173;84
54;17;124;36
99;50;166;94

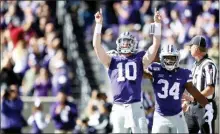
148;62;192;116
108;51;146;104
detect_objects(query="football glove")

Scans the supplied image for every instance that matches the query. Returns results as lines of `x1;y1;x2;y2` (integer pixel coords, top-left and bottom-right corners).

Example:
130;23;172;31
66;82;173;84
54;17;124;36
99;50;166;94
203;103;214;133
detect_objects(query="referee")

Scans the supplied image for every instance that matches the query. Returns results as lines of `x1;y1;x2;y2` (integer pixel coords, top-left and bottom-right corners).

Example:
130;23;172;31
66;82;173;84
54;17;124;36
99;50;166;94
184;35;218;134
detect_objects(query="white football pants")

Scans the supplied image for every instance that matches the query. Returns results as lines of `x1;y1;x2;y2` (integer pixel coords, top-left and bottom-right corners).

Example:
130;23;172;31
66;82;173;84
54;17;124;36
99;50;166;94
110;101;148;133
152;111;188;133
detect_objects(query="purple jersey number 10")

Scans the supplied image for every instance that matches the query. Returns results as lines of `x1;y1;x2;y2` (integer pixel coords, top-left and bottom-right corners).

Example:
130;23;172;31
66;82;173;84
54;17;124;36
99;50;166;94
117;62;137;82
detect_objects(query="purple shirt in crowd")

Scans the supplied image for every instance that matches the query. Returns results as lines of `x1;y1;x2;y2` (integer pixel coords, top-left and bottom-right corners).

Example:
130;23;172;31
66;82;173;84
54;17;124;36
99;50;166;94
1;98;24;129
118;4;141;25
34;80;52;96
51;68;70;96
51;101;78;130
108;51;146;104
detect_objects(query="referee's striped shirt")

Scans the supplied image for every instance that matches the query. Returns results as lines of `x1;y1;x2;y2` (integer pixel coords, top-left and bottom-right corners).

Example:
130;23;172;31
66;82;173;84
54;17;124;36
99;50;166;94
192;54;218;99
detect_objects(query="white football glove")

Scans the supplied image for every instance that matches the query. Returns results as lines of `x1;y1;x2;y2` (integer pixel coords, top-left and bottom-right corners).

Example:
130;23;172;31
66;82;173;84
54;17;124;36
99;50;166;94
203;103;214;133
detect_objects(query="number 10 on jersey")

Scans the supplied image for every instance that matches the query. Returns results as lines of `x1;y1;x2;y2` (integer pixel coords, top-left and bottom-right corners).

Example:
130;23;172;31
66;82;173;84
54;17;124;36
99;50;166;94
117;62;137;82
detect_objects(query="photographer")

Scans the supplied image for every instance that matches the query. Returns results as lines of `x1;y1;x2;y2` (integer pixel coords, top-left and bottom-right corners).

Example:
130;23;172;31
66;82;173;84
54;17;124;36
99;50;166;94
1;84;26;134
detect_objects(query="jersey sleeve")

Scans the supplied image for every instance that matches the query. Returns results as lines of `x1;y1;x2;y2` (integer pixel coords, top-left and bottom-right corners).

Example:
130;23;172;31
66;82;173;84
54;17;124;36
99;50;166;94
109;56;118;70
203;63;217;86
137;51;146;59
146;63;153;75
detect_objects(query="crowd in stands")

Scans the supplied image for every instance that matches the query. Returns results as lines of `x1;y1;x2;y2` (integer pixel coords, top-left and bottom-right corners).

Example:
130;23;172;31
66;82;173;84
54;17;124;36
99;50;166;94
0;1;72;97
0;0;219;133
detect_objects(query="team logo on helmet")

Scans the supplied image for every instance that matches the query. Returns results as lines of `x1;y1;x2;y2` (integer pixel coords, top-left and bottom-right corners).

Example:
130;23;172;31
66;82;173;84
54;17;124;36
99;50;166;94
160;44;180;71
116;32;138;54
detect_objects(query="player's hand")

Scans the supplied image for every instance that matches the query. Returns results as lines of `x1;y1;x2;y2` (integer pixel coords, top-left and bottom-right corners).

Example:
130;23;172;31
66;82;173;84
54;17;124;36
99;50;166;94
45;114;51;124
182;101;189;112
182;93;194;102
154;8;161;23
94;8;103;24
1;90;6;98
203;103;214;123
55;105;64;114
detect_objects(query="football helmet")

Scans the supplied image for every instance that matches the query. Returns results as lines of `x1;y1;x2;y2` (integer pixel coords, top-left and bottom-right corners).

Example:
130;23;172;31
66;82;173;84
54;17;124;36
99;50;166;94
160;44;180;71
116;32;138;54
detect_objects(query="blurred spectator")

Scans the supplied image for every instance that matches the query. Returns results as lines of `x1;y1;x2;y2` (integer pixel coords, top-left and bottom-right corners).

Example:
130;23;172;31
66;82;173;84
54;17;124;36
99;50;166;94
100;0;118;28
86;90;100;127
74;118;97;134
170;9;185;46
51;60;70;96
85;90;99;117
50;91;78;133
84;91;112;133
101;28;116;51
3;4;22;27
96;92;112;113
27;98;50;134
113;0;141;25
133;0;153;24
208;36;219;67
1;85;27;134
95;102;112;133
28;36;45;66
173;1;192;22
33;67;51;96
0;57;19;88
11;40;29;85
49;49;65;75
21;54;39;96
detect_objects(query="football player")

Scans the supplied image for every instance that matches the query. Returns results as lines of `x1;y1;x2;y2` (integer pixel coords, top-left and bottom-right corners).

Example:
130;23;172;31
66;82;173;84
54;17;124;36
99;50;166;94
143;44;214;133
93;8;161;133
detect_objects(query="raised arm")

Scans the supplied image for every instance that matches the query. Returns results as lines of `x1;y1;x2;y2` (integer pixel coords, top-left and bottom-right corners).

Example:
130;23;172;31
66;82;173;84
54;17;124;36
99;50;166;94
142;9;161;68
93;9;111;68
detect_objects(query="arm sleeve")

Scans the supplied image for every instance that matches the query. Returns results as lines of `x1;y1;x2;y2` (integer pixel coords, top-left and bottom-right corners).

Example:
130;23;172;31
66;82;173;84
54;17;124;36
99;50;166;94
70;104;78;118
1;99;9;113
51;104;61;121
27;115;34;126
34;112;47;130
203;63;217;86
10;98;23;112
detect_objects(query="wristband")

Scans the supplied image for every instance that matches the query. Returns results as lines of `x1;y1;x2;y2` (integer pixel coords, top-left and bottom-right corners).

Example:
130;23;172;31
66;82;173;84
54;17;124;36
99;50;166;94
94;23;102;34
154;22;161;36
149;23;161;36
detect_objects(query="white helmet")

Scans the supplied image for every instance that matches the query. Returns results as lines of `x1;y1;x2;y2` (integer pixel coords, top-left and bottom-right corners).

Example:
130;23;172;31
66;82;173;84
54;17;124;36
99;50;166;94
116;32;138;54
160;44;180;71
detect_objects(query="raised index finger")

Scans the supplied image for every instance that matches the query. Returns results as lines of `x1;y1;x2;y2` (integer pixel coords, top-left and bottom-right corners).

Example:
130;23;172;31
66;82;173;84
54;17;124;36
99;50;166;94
100;8;102;14
154;8;157;14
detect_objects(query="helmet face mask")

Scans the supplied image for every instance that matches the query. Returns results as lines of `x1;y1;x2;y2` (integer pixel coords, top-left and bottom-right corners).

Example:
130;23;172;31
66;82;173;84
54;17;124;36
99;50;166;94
162;56;178;71
160;45;180;71
116;32;137;54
